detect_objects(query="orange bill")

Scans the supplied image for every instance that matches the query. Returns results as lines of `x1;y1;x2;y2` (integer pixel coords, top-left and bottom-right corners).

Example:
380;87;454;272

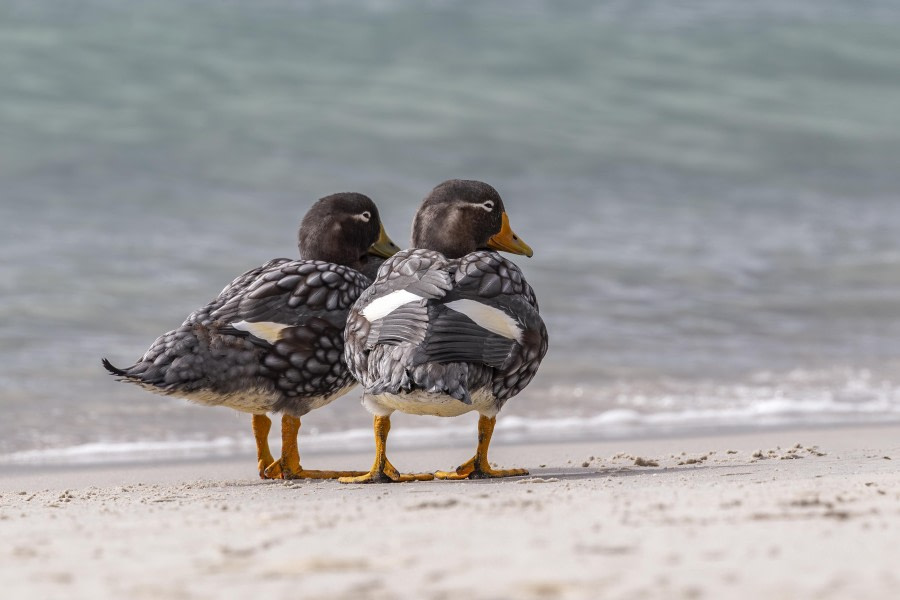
487;212;533;257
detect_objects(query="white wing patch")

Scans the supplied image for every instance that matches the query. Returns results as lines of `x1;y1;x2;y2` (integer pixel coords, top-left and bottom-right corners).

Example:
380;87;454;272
232;320;290;344
444;300;523;343
361;290;422;322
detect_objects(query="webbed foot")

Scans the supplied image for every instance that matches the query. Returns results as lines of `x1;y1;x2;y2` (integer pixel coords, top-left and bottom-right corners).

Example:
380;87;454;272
259;458;280;479
339;459;433;484
434;415;529;480
434;456;528;480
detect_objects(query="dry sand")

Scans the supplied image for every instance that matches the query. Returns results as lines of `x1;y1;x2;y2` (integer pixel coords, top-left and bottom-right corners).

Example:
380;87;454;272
1;425;898;600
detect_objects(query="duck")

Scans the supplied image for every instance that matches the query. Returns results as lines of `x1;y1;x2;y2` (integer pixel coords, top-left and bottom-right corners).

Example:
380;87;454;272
102;192;399;479
340;179;548;483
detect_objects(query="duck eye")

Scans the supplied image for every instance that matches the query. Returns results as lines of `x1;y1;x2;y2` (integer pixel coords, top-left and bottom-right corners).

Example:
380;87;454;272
481;201;494;212
359;211;372;222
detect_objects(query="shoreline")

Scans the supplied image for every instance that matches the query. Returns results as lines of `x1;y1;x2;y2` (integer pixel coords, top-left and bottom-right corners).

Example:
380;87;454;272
1;424;898;599
3;416;898;473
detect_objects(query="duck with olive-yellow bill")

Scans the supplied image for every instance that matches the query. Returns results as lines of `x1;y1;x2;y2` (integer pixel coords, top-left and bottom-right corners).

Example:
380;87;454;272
102;192;399;480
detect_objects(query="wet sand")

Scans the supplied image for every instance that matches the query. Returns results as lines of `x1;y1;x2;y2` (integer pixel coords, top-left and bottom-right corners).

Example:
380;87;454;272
1;425;898;599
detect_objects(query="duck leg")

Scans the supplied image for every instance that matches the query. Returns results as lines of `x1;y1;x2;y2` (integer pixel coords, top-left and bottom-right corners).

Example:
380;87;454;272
252;414;278;479
434;415;528;480
263;415;366;480
339;416;434;484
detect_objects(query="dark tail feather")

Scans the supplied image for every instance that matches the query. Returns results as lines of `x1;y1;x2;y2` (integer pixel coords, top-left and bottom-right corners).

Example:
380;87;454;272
101;357;129;377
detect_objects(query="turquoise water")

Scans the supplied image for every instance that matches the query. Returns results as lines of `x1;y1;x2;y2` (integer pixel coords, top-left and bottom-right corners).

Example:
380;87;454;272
2;1;900;460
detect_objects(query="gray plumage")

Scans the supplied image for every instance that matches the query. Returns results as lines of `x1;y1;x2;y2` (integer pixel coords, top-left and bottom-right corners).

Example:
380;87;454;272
345;249;548;414
103;192;396;418
105;259;370;416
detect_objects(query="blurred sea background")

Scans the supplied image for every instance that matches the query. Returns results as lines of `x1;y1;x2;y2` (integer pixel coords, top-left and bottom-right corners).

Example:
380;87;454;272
3;0;900;465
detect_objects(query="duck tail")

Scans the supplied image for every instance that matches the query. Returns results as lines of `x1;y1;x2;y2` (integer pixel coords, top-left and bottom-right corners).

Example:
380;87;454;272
101;357;129;377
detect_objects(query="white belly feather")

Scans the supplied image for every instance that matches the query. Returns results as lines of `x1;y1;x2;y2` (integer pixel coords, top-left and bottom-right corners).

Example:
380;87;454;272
139;382;355;416
364;388;498;418
160;386;280;414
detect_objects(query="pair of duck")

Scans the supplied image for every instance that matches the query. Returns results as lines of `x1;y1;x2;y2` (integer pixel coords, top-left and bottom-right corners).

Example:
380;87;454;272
103;179;549;483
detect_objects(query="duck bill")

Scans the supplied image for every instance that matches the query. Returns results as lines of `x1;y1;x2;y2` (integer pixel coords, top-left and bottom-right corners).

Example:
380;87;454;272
368;223;401;258
487;212;533;257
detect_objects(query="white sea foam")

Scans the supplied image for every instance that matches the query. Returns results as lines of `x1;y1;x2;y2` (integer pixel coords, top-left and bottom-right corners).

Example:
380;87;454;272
3;383;898;467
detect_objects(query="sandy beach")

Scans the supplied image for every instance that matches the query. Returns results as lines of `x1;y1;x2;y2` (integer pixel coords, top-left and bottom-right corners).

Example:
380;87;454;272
1;424;897;600
4;3;900;600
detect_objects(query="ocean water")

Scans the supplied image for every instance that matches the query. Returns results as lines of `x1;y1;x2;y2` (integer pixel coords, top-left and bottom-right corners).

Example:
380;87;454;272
2;0;900;465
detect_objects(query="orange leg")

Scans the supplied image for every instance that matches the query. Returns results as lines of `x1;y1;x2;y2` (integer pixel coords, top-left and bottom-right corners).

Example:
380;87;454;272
339;416;434;484
263;415;366;480
252;414;277;479
434;415;528;480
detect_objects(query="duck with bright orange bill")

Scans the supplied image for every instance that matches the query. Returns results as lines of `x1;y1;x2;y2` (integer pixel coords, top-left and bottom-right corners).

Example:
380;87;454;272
341;179;548;483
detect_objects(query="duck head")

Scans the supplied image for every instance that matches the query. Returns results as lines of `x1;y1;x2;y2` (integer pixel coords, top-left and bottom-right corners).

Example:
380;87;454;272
298;192;400;271
411;179;533;259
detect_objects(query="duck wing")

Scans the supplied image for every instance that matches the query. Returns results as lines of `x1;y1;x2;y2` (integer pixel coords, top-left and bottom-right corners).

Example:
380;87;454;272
448;251;548;404
346;250;547;405
213;260;371;331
